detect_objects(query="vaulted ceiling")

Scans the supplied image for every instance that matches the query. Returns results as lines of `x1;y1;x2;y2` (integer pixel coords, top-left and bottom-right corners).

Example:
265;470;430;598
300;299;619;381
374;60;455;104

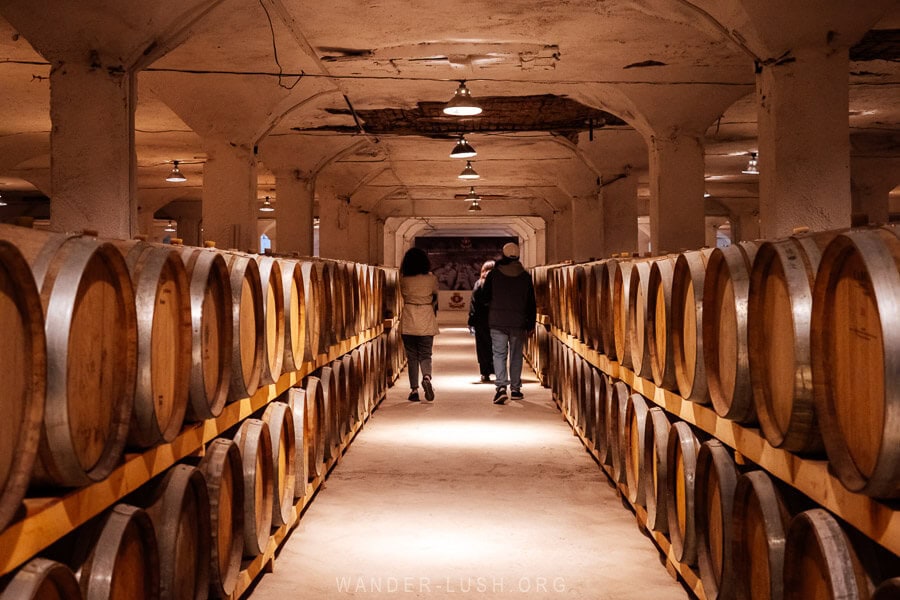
0;0;897;230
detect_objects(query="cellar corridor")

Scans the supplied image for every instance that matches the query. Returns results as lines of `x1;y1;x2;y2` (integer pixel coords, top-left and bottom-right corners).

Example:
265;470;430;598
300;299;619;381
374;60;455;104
250;313;689;599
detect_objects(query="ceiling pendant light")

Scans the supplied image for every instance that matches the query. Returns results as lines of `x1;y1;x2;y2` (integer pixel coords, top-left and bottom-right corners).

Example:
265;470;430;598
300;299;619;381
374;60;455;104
465;186;480;201
458;160;480;180
164;220;177;232
450;135;477;159
0;193;6;207
259;196;275;212
166;160;187;183
468;198;482;212
443;81;482;116
742;152;759;175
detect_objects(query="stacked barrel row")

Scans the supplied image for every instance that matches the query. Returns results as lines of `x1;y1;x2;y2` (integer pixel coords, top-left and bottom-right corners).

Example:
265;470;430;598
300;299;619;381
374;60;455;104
0;332;402;599
534;225;900;500
544;335;899;599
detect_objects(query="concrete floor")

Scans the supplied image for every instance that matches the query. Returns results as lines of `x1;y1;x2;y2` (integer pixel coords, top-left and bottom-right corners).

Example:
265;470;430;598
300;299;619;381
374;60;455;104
250;313;690;599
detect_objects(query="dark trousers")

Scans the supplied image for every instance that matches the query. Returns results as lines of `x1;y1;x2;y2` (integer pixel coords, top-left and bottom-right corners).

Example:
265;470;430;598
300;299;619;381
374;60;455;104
474;326;494;377
401;334;433;390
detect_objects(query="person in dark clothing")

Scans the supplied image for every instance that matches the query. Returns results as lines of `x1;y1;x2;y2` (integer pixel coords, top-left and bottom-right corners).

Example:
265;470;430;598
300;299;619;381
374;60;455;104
482;242;536;404
468;260;495;383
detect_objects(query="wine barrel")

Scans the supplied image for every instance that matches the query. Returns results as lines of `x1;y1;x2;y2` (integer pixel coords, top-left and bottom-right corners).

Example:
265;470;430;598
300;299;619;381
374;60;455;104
749;232;838;454
599;260;618;358
303;377;327;481
811;227;900;497
783;509;872;599
695;440;740;600
608;381;631;485
628;260;654;379
666;421;700;565
280;260;307;373
0;559;82;599
299;261;325;359
1;225;138;488
262;401;297;527
334;357;352;439
595;373;614;467
379;268;397;321
74;504;160;599
256;256;285;386
318;366;342;461
223;253;265;402
0;240;44;531
285;388;309;498
315;260;338;348
233;419;274;558
672;249;713;403
178;247;232;421
624;392;651;507
582;364;600;447
572;264;588;342
613;260;636;368
114;241;191;449
642;407;671;533
197;438;244;599
703;242;759;423
647;256;678;392
347;350;364;426
731;470;790;600
144;465;211;600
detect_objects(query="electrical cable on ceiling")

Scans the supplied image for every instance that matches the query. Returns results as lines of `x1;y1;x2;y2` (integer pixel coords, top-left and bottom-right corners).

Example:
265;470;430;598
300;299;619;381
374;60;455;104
258;0;303;90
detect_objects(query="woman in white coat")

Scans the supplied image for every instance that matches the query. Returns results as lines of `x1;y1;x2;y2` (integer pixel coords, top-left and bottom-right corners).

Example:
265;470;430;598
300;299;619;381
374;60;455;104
399;247;439;401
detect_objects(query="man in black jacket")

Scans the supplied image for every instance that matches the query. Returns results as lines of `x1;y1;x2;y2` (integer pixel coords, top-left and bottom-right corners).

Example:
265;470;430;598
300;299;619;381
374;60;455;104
482;242;537;404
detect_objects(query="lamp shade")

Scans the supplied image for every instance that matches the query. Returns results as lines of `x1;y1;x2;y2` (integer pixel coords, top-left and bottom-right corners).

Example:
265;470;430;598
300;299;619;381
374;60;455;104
443;81;482;116
458;161;480;180
450;137;476;159
259;196;275;212
166;160;187;183
742;152;759;175
465;186;480;201
468;199;482;212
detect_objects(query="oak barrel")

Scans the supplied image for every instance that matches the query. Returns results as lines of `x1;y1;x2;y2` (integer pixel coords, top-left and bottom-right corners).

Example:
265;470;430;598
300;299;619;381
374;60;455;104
318;366;342;461
749;232;837;453
285;387;309;497
223;253;265;402
695;440;739;600
280;259;307;373
731;470;790;600
783;509;872;600
624;392;651;506
0;239;45;530
647;255;678;391
642;407;671;533
811;228;900;497
256;256;285;386
0;559;82;599
672;249;713;403
336;356;355;439
115;241;191;448
613;260;636;367
262;401;297;527
2;226;138;488
299;261;325;359
608;380;631;485
703;242;758;423
233;419;274;558
144;465;211;600
666;421;700;565
599;260;618;358
178;247;233;421
197;438;244;599
595;373;613;467
315;260;338;347
347;350;364;425
303;377;327;481
73;504;160;599
627;260;654;378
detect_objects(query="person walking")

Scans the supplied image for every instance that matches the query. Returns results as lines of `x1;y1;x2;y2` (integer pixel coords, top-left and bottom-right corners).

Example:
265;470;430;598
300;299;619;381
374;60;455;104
468;260;495;383
399;247;439;402
482;242;536;404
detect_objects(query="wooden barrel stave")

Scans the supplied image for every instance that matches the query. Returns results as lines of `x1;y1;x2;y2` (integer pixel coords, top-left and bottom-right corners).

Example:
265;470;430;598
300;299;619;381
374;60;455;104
255;256;286;386
303;377;327;481
299;262;325;359
695;440;740;600
624;392;651;507
647;256;678;392
224;254;265;402
317;366;341;462
178;248;232;421
642;407;671;533
197;438;244;599
608;381;631;484
628;260;654;378
233;419;274;558
613;261;635;368
672;249;713;403
262;401;297;527
280;260;307;373
666;421;701;565
285;388;309;498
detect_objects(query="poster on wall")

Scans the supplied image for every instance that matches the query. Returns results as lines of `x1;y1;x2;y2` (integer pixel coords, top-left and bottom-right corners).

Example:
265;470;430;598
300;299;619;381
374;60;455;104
415;236;517;291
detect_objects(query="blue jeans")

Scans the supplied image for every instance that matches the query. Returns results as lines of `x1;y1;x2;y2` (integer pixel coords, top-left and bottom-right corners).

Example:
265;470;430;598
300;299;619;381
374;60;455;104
490;328;525;392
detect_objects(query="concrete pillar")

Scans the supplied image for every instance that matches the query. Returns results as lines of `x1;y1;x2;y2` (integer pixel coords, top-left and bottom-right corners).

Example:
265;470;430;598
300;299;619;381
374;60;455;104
49;62;136;237
136;206;155;239
273;169;315;255
555;205;574;261
851;157;897;225
757;47;851;238
369;218;384;265
570;193;603;261
649;133;705;253
601;175;639;256
201;141;258;251
730;208;761;243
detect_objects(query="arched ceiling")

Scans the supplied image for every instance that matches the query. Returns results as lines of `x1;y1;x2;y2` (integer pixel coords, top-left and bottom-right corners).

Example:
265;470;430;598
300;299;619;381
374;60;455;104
0;0;897;222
